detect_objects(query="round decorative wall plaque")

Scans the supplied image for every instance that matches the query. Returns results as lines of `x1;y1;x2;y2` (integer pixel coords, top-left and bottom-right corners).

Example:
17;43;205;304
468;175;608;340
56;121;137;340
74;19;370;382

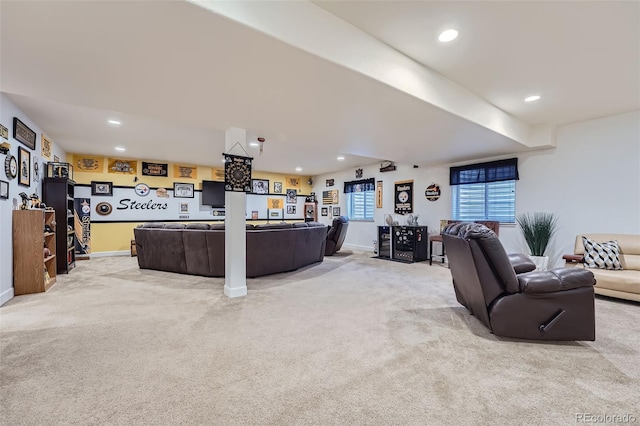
425;183;441;201
4;154;18;179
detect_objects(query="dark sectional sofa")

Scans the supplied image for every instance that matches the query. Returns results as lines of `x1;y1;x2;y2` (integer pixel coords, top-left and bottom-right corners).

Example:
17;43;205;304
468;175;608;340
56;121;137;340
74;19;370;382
134;222;328;278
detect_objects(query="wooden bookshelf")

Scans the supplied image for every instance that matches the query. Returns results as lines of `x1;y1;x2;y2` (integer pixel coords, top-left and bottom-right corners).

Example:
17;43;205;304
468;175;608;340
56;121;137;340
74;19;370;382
12;209;57;295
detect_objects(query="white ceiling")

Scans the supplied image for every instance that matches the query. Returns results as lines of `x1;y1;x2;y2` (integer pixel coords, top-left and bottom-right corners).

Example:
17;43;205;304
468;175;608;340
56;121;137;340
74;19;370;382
1;1;638;176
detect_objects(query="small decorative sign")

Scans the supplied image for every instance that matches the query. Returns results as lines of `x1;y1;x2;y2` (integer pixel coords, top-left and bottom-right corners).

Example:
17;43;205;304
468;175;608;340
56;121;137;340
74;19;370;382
108;158;136;174
18;147;30;186
173;164;197;179
380;161;396;173
376;180;383;208
13;117;36;149
41;134;52;160
77;156;103;172
173;182;194;198
0;124;8;140
322;190;338;205
91;181;113;196
268;198;282;209
224;154;252;192
142;161;168;177
286;189;297;204
286;176;300;188
425;183;441;201
394;180;413;214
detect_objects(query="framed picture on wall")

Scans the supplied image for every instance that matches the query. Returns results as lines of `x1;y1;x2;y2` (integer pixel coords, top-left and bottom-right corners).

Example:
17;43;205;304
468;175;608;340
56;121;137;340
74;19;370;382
18;147;30;186
0;180;8;199
173;182;194;198
273;182;283;193
252;179;269;194
332;207;341;217
91;181;113;196
321;207;328;216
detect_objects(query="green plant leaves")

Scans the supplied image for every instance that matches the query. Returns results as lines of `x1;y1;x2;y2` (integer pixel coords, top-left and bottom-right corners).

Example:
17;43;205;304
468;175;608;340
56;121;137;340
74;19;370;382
516;212;558;256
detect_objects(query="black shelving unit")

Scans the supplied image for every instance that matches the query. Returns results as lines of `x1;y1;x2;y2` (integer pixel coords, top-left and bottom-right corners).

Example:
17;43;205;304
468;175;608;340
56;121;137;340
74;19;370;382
43;178;76;274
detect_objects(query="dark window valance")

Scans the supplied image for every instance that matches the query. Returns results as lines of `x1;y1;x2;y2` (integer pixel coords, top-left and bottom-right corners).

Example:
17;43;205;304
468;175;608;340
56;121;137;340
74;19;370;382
450;158;519;186
344;178;375;193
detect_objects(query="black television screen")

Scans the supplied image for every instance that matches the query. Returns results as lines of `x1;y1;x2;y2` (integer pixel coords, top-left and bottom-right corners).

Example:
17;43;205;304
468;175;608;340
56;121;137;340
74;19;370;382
201;180;225;207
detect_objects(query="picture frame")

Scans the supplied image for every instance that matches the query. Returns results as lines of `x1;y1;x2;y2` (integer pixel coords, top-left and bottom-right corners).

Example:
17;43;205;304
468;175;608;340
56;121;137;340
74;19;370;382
91;181;113;196
332;207;341;217
321;207;328;216
286;188;297;204
0;180;8;199
268;208;283;220
173;182;194;198
18;147;30;186
287;205;296;214
252;179;269;194
13;117;36;150
273;182;283;193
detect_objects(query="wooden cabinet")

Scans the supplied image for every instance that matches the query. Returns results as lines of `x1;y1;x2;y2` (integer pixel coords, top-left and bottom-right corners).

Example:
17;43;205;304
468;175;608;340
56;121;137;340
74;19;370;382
12;209;57;295
43;178;76;274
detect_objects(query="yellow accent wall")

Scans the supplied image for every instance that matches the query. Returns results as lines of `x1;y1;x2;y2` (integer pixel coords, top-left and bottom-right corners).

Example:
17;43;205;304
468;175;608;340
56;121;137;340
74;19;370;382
69;153;312;253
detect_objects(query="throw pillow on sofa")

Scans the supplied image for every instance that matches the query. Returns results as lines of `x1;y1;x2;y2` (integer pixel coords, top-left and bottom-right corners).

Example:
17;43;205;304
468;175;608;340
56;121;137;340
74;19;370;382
582;236;623;270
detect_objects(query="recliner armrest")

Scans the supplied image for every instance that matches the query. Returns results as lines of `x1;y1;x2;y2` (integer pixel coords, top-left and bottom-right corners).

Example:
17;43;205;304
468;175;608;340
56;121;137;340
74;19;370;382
518;268;595;293
508;253;536;274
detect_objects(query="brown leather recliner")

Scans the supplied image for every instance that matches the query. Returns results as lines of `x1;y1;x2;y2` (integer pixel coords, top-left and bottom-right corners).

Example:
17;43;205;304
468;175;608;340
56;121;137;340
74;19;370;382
442;222;596;341
325;216;349;256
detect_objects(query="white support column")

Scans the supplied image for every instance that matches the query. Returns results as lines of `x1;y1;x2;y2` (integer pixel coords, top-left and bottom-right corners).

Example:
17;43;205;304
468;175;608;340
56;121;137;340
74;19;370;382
224;127;248;298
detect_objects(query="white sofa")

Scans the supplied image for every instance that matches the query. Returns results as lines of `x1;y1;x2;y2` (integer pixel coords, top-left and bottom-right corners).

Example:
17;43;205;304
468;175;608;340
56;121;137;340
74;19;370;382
564;233;640;302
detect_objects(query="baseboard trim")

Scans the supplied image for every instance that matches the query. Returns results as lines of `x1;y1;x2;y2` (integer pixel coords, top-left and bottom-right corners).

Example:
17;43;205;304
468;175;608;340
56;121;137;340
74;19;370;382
0;287;15;307
224;285;247;298
90;250;130;258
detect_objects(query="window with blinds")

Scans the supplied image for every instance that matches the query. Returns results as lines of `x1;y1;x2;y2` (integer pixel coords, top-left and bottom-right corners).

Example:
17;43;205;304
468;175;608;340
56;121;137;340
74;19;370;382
347;190;375;221
452;180;516;223
344;178;375;221
450;158;518;223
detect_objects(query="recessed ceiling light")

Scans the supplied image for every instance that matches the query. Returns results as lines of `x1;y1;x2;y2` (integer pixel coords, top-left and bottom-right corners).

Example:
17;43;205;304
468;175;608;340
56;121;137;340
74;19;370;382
337;156;345;161
249;142;259;147
108;119;121;126
438;29;458;43
115;146;125;152
295;167;302;172
524;95;541;102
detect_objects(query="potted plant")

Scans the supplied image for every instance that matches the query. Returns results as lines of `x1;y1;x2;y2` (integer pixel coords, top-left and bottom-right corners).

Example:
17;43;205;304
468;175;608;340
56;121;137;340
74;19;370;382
516;212;558;270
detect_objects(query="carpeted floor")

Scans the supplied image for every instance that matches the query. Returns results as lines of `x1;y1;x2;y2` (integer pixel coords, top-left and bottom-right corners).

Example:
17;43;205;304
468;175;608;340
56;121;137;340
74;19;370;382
1;250;638;425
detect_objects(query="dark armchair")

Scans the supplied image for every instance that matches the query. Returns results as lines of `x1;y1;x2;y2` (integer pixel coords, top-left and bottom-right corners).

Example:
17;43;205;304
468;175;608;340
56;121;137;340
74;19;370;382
442;222;596;341
325;216;349;256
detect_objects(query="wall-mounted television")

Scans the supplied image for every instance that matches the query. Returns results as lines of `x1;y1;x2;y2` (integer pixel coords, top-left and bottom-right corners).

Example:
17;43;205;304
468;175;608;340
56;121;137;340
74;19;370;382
201;180;225;207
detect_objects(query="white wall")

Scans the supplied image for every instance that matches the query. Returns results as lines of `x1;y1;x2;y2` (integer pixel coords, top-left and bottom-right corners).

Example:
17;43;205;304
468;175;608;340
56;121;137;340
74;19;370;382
0;94;66;305
313;111;640;268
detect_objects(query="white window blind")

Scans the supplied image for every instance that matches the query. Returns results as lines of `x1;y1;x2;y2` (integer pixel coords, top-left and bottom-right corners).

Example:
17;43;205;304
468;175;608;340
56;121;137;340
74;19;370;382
347;190;375;221
452;180;516;223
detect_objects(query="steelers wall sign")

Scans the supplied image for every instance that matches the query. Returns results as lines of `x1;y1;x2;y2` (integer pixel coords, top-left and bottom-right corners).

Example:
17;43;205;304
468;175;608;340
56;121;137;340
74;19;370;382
224;154;252;193
394;180;413;214
425;183;441;202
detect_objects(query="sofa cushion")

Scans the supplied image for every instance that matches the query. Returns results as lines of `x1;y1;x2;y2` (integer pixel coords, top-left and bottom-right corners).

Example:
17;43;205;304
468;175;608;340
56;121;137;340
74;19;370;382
142;222;166;228
582;237;623;270
164;223;186;229
186;223;210;230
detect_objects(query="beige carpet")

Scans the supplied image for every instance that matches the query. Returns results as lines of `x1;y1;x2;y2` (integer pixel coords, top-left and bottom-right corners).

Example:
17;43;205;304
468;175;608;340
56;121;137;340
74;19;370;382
1;250;638;425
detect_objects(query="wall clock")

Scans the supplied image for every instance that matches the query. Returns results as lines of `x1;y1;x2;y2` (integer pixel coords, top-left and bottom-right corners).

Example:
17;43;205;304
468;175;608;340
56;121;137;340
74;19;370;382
5;154;17;179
